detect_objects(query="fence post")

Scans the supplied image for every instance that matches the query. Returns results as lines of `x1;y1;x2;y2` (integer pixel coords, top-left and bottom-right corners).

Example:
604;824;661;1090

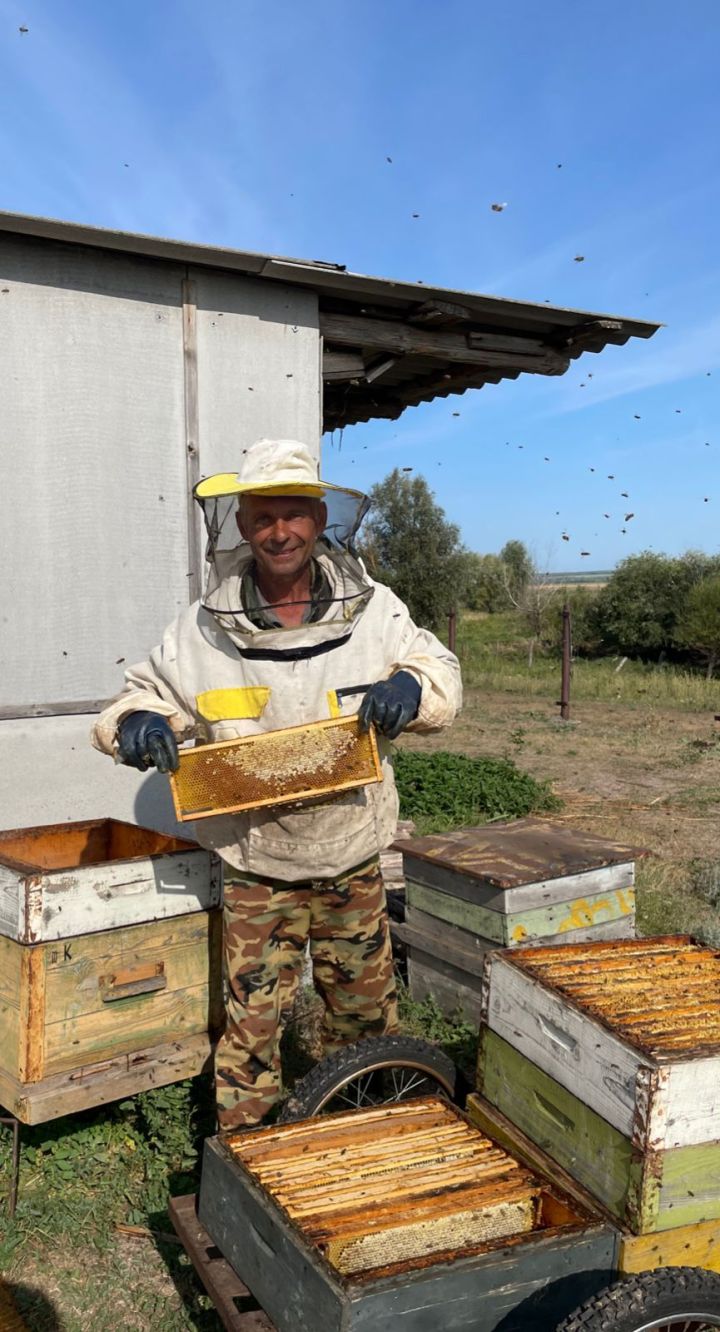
448;609;457;654
559;602;571;720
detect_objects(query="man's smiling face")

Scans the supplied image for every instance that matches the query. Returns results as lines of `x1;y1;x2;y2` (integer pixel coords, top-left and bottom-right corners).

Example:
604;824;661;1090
237;494;326;584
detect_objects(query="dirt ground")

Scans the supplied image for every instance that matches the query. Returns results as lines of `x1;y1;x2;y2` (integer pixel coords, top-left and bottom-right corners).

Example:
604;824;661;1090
404;686;720;939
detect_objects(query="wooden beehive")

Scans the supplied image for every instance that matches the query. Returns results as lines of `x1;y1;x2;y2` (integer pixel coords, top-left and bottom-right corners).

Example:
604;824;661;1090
0;820;223;1123
0;819;221;943
198;1098;617;1332
169;714;381;821
225;1099;541;1275
0;909;224;1122
480;935;720;1233
395;820;640;1021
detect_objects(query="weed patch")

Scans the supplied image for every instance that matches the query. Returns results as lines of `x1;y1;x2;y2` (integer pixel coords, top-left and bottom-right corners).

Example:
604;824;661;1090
394;748;560;833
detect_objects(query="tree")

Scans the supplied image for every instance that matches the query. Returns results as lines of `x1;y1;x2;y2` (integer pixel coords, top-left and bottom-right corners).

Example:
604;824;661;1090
500;539;533;602
593;552;709;658
361;470;468;631
462;552;510;613
676;577;720;678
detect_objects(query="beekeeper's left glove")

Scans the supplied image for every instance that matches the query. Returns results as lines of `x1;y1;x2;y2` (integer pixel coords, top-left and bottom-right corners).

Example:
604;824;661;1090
358;671;422;740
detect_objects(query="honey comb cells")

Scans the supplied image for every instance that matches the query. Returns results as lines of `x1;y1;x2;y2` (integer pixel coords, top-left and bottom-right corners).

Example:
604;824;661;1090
169;715;382;821
225;1098;541;1277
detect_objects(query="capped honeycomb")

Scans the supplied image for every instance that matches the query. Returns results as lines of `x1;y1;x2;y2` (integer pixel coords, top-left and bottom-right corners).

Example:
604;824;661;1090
225;1098;541;1277
169;715;381;821
509;935;720;1057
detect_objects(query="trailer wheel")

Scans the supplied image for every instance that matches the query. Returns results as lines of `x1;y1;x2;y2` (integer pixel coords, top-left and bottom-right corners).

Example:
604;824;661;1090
556;1266;720;1331
279;1034;463;1121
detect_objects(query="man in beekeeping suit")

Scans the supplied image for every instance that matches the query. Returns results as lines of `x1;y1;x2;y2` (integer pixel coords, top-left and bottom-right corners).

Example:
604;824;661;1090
92;440;461;1129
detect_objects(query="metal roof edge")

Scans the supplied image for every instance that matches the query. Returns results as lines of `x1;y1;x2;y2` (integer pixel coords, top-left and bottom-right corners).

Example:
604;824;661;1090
0;209;661;338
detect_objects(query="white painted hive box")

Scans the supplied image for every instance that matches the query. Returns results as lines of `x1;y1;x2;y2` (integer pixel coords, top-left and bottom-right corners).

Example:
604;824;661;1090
482;935;720;1152
0;818;221;943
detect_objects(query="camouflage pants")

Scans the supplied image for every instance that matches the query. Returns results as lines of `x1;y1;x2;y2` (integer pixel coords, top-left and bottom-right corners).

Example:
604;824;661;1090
215;857;399;1129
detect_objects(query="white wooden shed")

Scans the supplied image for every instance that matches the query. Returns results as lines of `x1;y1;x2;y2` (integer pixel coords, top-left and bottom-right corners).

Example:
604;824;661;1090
0;210;659;835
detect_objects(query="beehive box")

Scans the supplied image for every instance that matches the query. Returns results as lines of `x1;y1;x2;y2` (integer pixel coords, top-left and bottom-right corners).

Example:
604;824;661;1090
480;935;720;1233
0;819;221;943
0;908;223;1123
198;1098;618;1332
466;1090;720;1277
398;820;639;948
398;907;635;1026
170;715;381;821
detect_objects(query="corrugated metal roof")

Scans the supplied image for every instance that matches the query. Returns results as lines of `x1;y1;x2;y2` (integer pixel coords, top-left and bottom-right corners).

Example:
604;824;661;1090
0;210;662;430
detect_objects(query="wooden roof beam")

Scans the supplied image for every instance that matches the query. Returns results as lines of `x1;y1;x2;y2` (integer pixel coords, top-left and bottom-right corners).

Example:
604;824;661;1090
319;312;569;375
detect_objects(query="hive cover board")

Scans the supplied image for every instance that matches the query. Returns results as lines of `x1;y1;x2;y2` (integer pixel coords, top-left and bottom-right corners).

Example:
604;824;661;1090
199;1097;617;1332
169;715;381;821
483;935;720;1152
398;819;640;947
0;819;220;943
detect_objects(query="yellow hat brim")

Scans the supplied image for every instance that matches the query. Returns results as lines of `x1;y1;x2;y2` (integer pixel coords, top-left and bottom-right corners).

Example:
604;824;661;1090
194;474;364;502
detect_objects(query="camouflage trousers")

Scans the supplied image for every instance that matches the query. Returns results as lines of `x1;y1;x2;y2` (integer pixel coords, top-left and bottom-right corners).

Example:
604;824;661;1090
215;857;399;1129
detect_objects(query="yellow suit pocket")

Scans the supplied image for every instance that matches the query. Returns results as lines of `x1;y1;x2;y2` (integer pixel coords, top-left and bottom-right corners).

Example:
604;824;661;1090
196;687;270;722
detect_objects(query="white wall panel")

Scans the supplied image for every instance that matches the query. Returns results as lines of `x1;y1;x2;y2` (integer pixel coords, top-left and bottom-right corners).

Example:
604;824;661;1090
193;268;320;475
0;716;187;835
0;235;189;708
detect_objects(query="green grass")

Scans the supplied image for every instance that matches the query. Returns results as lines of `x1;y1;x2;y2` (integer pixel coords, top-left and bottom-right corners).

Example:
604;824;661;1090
455;614;720;710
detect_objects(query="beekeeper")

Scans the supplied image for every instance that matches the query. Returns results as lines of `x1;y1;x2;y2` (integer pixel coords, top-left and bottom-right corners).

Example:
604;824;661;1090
92;439;461;1129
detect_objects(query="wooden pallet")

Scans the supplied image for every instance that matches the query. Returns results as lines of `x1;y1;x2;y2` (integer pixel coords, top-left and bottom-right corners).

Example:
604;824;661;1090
169;1194;274;1332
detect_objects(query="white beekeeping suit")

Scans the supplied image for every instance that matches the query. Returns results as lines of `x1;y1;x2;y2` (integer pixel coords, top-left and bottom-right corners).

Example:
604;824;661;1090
92;440;462;880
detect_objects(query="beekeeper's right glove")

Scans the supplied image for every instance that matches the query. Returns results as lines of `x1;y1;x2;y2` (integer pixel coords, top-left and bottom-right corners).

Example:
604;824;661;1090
116;711;179;773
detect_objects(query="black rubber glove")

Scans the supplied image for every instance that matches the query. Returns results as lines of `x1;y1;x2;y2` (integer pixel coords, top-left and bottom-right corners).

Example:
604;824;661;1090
116;711;179;774
358;671;422;741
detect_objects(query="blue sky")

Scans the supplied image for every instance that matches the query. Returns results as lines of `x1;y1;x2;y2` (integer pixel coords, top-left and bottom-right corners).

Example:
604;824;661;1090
1;0;719;570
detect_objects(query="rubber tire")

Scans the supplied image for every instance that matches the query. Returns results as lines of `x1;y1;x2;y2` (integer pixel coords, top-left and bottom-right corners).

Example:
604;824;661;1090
555;1266;720;1331
279;1034;463;1122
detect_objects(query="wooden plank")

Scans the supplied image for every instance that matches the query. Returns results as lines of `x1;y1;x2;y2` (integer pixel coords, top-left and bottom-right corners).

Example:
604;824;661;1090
661;1056;720;1151
199;1138;346;1332
407;880;634;945
43;911;219;1020
402;857;635;913
169;1194;275;1331
403;907;635;976
465;1093;615;1225
619;1216;720;1274
182;277;202;606
407;952;483;1025
478;1029;634;1220
483;953;641;1136
319;313;569;374
3;1031;214;1123
43;985;214;1076
653;1140;720;1231
0;699;109;720
0;935;21;1085
348;1228;617;1332
18;946;45;1082
4;849;220;944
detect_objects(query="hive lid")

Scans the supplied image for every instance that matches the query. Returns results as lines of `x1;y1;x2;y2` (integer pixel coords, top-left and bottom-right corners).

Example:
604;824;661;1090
505;934;720;1061
394;818;645;889
222;1097;542;1278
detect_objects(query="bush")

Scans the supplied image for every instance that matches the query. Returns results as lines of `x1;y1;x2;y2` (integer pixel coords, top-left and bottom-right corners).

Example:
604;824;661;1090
394;749;561;833
542;586;602;655
595;550;720;659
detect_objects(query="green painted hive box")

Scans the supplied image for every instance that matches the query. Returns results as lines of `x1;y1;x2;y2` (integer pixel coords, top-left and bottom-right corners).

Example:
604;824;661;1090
397;819;639;948
480;935;720;1234
478;1028;720;1235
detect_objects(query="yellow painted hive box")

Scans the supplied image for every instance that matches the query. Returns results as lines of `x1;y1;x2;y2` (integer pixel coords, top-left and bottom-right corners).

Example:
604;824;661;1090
0;908;224;1112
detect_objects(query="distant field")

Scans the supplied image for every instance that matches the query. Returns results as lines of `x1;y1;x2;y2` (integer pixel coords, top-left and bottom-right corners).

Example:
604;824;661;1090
540;570;610;587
